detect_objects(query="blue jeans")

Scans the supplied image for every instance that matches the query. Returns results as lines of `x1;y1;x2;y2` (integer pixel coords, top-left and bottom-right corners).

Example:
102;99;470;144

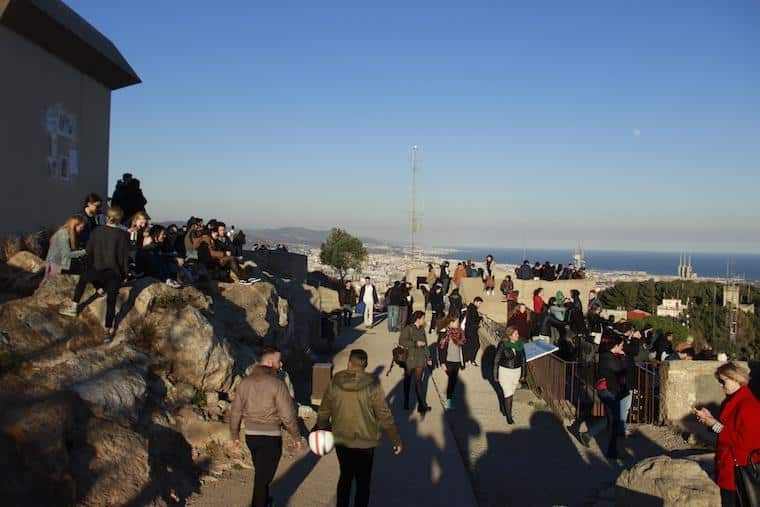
588;389;621;458
619;392;633;435
387;305;400;331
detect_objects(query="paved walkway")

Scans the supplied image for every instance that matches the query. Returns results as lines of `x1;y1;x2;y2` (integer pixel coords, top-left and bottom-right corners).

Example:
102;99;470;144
189;314;478;507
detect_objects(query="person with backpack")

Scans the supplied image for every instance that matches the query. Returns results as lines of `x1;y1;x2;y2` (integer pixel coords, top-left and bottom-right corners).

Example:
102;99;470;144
493;326;527;424
448;288;464;318
316;349;402;507
399;311;431;413
437;315;465;409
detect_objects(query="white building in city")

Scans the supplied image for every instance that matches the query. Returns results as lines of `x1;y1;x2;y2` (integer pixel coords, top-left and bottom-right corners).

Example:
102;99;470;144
657;299;685;318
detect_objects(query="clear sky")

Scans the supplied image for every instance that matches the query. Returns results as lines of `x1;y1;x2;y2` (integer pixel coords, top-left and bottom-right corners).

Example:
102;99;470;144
69;0;760;253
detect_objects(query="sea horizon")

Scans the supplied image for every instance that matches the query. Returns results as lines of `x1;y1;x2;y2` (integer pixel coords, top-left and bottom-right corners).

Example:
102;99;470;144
428;246;760;282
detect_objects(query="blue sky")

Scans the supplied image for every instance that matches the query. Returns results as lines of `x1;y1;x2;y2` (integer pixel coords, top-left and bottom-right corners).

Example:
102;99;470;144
69;0;760;252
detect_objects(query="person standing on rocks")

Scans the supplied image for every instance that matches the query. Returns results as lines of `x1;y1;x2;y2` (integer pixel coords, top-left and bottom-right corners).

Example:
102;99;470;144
400;311;432;413
493;326;526;424
316;349;402;507
229;347;305;507
359;277;378;328
339;280;358;327
463;297;483;366
59;206;129;342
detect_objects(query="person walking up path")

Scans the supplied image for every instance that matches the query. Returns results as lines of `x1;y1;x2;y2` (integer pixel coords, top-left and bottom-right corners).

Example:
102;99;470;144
229;347;306;507
400;311;432;413
316;349;403;507
359;277;378;328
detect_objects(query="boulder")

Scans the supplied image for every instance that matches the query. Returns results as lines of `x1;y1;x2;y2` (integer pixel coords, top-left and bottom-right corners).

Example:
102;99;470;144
71;366;148;424
214;282;281;342
175;406;230;451
162;306;234;393
7;251;45;273
616;455;720;506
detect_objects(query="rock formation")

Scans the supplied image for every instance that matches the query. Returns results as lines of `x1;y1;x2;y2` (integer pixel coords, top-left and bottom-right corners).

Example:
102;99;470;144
616;455;720;506
0;271;331;506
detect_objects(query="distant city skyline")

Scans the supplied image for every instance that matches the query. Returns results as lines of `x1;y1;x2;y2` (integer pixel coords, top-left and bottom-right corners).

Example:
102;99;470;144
66;0;760;253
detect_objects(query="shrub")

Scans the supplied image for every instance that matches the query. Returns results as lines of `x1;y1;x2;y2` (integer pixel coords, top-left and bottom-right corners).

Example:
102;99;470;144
191;389;207;407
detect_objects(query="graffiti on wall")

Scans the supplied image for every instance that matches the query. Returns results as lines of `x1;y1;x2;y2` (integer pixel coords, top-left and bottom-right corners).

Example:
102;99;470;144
45;104;78;182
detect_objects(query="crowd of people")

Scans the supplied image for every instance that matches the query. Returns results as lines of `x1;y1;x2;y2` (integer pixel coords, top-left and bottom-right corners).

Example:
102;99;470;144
514;259;587;281
45;174;257;341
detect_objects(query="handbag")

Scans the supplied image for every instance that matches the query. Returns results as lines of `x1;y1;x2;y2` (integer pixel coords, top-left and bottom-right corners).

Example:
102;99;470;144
386;345;408;376
356;301;366;314
594;378;608;392
736;449;760;507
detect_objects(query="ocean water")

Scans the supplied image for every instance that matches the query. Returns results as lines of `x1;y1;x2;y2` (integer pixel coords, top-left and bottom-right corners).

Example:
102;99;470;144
438;247;760;281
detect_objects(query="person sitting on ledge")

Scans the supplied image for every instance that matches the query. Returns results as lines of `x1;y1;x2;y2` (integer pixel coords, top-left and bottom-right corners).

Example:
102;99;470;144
193;225;248;283
515;260;533;280
46;214;87;276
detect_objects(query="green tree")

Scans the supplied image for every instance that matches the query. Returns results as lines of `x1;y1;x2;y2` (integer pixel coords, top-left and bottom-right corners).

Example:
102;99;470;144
319;228;368;281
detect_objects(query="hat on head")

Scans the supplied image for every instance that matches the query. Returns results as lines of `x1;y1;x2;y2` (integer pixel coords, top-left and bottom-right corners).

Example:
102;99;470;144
556;290;565;299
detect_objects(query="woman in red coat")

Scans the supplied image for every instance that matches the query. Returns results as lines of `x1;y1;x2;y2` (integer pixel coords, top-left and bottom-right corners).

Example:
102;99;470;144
532;287;545;314
696;362;760;507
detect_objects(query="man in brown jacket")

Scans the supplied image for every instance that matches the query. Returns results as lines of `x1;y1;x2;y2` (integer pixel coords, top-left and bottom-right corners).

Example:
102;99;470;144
230;347;305;507
316;349;402;507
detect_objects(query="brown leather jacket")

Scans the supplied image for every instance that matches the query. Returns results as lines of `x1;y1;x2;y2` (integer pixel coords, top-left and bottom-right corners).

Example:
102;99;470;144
229;366;300;439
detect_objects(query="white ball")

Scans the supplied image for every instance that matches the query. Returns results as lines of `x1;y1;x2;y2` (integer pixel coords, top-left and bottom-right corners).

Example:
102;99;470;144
308;430;335;456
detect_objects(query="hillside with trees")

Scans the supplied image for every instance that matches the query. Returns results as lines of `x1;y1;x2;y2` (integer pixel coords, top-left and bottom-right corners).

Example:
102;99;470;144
599;280;760;359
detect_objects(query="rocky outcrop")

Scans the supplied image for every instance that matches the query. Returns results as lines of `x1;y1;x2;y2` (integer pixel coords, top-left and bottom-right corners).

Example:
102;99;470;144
616;455;720;506
0;270;322;506
6;251;45;273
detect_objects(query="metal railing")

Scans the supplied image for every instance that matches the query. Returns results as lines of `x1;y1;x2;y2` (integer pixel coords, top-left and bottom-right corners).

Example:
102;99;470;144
527;354;660;425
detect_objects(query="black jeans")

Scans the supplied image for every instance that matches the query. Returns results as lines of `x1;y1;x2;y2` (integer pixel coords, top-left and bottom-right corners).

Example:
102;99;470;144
429;311;442;333
403;367;427;408
445;362;461;400
73;268;121;328
336;445;375;507
721;488;737;507
245;435;282;507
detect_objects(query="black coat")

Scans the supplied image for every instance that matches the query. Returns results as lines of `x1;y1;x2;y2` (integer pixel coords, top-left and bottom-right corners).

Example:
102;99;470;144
430;290;445;312
597;352;628;398
448;294;464;317
493;341;527;381
462;304;482;363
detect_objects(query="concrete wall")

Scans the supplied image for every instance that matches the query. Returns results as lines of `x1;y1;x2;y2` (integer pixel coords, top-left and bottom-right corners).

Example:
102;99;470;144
243;249;308;281
0;25;111;236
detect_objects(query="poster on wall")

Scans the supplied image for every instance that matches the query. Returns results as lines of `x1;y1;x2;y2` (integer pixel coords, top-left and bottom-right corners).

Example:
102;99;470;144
45;104;78;183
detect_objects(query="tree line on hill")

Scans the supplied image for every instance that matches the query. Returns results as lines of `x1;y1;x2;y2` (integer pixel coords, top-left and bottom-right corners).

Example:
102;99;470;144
599;280;760;360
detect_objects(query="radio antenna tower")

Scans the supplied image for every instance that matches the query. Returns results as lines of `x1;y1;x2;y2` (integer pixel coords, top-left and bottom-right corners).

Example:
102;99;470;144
410;145;420;261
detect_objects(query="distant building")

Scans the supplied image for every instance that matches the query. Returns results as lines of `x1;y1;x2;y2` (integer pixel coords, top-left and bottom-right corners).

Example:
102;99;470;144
0;0;140;236
723;284;755;315
677;253;696;280
657;299;685;318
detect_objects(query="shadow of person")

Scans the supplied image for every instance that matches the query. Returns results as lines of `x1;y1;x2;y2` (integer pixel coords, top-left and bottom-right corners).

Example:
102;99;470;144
439;377;482;474
472;411;615;507
480;344;505;414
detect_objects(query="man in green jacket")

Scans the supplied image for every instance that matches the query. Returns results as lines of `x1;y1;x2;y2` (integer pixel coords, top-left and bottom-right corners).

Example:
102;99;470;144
316;349;402;507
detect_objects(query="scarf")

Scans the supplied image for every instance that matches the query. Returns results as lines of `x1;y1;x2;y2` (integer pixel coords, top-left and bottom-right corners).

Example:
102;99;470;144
438;328;466;349
502;339;524;351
